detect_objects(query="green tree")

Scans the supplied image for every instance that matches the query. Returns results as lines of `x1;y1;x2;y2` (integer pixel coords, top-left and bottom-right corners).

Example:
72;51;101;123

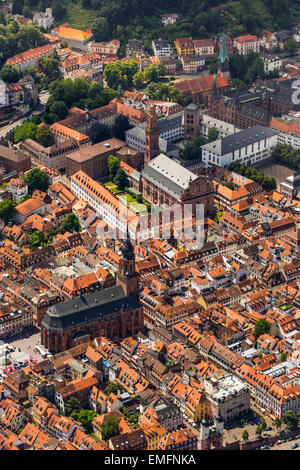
180;136;205;161
144;65;159;83
87;121;111;144
260;418;266;431
64;397;81;416
113;167;129;190
255;424;262;437
60;40;69;49
100;415;120;441
214;211;223;224
274;418;282;430
108;155;120;179
242;429;249;442
112;115;131;141
0;64;22;83
35;124;54;147
104;60;139;90
58;213;81;234
284;39;298;56
280;351;287;362
14;121;38;143
105;381;123;396
0;199;15;224
208;127;219;143
39;52;61;81
253;319;271;341
24;168;50;193
49;100;68;121
209;57;218;74
282;411;298;431
74;409;97;434
92;17;110;42
133;70;145;89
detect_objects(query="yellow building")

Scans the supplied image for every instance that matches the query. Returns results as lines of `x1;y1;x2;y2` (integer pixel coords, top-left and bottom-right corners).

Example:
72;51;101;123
174;37;194;56
142;424;167;450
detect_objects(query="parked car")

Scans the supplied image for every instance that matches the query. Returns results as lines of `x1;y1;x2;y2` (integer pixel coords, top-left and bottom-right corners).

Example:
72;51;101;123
291;443;298;449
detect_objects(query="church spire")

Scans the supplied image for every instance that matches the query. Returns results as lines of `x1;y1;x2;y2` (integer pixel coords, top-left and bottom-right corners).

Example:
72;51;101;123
121;223;134;261
219;28;228;65
218;27;229;77
211;72;218;97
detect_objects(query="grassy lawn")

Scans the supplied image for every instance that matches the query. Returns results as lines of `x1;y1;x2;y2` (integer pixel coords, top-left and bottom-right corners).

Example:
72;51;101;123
130;203;148;213
104;181;123;195
60;4;95;30
119;193;137;204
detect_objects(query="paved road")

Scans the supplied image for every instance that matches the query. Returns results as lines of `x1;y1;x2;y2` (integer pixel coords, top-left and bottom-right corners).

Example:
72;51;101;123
269;436;300;451
0;91;49;139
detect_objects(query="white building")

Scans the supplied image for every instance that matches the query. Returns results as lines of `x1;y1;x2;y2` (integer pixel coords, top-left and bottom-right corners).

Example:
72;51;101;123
7;178;28;203
33;8;54;30
234;34;260;55
201;125;278;168
204;371;251;422
160;14;178;26
269;118;300;150
0;79;9;107
200;114;240;139
260;53;282;74
152;39;174;58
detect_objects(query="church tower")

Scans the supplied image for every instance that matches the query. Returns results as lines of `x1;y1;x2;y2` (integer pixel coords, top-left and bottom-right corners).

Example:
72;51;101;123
218;28;230;79
117;225;140;298
144;104;159;166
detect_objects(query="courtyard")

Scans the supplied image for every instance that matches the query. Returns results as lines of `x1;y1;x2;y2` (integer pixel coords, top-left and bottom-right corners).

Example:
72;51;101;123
0;326;46;381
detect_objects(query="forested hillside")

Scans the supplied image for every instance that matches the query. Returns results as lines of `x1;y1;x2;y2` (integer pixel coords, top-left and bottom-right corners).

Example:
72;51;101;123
11;0;300;55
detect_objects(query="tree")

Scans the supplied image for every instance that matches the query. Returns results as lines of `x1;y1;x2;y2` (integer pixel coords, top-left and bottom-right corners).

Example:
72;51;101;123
209;57;218;74
225;180;235;190
284;39;298;56
113;167;129;190
274;418;282;430
104;60;139;90
112;115;131;141
260;418;266;431
253;319;271;341
105;381;123;396
100;415;120;441
60;40;69;49
14;121;38;143
214;211;223;224
282;411;298;431
39;53;61;81
280;351;287;362
87;121;111;144
92;17;110;42
58;213;81;234
208;127;219;143
64;397;81;417
133;70;145;89
49;100;68;121
242;429;249;442
144;65;159;83
0;199;15;224
255;424;262;437
35;124;54;147
75;409;97;434
24;168;50;193
157;62;165;77
0;64;22;83
108;155;120;179
180;136;205;161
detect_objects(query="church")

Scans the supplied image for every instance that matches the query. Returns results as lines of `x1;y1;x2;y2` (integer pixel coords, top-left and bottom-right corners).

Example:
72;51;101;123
126;103;215;217
41;229;143;354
